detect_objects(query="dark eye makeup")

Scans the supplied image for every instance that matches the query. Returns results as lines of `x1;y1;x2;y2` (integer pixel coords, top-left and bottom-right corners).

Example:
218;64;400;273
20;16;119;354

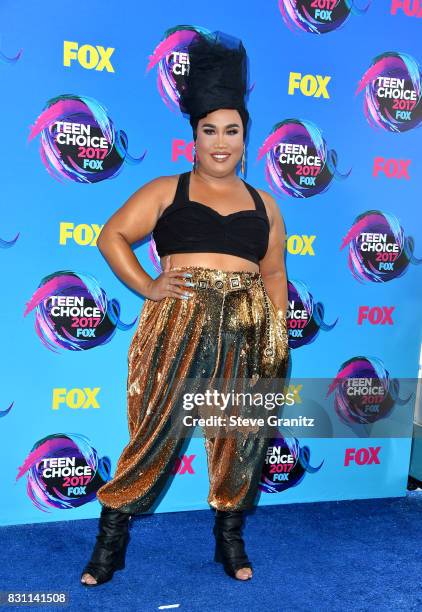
203;128;239;135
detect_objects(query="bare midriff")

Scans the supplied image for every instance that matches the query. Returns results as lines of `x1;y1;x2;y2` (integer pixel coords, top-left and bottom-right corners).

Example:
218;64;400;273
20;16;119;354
160;253;259;273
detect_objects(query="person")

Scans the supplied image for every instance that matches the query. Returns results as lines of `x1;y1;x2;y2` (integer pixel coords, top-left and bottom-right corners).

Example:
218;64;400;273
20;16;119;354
80;31;289;587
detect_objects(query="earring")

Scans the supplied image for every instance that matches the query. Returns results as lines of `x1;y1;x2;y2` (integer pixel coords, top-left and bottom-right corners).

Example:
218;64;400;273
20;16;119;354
192;144;197;173
241;143;246;177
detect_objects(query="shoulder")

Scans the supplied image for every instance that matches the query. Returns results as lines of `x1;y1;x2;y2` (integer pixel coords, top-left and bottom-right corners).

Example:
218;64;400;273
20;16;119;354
141;173;180;195
134;173;183;213
254;186;284;228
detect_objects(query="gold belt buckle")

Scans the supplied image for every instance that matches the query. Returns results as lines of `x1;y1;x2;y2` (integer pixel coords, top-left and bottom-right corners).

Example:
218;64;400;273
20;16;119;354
197;279;209;289
229;274;241;290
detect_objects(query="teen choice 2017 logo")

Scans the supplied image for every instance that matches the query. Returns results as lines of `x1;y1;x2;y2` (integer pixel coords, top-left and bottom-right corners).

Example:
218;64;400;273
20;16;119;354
16;433;111;511
340;210;422;282
259;430;323;493
278;0;371;34
288;280;338;348
356;51;422;132
24;270;137;352
258;119;351;198
326;356;413;426
146;26;211;112
28;94;145;183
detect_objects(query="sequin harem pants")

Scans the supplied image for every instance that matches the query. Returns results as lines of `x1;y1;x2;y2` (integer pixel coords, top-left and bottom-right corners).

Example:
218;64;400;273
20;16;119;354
96;266;289;514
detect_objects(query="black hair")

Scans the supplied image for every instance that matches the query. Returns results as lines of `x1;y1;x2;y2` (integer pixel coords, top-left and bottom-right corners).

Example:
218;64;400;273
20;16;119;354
179;31;250;144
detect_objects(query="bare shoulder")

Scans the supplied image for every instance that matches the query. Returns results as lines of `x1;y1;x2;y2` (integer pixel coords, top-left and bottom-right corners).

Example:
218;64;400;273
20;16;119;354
140;174;178;198
98;173;184;246
134;173;181;214
255;186;284;228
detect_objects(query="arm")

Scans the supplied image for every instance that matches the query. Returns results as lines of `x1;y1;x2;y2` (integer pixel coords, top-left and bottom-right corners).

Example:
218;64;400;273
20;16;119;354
257;190;288;317
97;176;189;300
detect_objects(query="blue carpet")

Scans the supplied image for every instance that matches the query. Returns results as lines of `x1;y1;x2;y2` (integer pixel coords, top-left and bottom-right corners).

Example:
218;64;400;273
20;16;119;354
1;493;421;612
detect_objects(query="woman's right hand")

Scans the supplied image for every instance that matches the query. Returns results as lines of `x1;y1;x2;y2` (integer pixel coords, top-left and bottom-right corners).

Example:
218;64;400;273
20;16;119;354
143;256;194;302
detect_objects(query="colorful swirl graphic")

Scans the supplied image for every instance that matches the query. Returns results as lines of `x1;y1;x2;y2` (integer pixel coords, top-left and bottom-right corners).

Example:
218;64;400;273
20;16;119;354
258;119;351;198
147;26;211;112
0;43;23;64
16;433;111;512
0;402;13;418
340;210;422;283
0;231;19;248
288;280;338;348
28;94;145;183
278;0;371;35
356;51;422;132
149;235;163;273
327;356;412;425
23;270;137;352
259;429;323;493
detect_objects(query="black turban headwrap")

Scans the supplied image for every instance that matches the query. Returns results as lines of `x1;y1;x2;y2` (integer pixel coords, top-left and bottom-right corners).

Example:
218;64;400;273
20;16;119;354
178;30;250;141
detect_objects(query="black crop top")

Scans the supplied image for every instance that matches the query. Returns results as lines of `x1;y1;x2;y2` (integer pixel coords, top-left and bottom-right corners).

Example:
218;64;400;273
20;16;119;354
152;172;270;265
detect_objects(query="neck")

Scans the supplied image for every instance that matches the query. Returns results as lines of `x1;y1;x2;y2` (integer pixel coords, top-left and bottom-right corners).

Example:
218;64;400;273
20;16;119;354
193;167;239;188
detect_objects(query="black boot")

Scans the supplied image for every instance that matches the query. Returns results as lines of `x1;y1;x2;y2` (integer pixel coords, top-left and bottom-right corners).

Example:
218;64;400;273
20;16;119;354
213;509;253;580
80;505;131;587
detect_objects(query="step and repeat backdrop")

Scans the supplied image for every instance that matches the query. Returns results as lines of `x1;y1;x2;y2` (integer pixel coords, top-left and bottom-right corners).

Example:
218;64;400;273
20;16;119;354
1;1;421;525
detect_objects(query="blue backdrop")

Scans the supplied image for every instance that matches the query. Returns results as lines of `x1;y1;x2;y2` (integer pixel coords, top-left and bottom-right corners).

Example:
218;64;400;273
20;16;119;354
1;0;421;525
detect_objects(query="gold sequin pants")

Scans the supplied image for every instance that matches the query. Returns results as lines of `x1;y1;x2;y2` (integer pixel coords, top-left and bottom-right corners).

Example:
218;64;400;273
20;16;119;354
96;266;289;514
